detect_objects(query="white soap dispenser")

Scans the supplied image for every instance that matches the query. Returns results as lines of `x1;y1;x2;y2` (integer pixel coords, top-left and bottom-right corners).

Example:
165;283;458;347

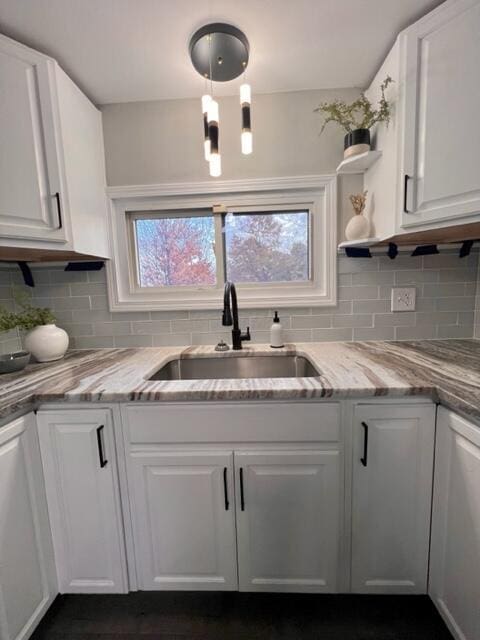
270;311;284;348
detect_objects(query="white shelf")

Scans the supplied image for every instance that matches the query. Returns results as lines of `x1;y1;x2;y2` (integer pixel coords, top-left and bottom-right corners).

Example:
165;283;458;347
336;150;382;175
338;237;380;249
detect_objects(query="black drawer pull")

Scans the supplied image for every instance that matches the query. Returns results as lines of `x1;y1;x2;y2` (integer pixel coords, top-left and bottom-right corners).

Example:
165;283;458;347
223;467;229;511
403;174;411;213
53;192;63;229
360;421;369;467
96;425;108;468
239;467;245;511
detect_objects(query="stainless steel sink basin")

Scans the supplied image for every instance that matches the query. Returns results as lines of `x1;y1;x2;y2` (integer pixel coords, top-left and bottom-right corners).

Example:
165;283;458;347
148;354;321;381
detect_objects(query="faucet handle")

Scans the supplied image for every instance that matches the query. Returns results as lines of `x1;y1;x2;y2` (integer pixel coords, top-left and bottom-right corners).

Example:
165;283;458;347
242;326;251;342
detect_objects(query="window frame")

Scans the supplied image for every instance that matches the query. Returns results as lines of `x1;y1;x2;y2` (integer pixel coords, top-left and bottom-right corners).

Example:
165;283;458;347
106;175;337;311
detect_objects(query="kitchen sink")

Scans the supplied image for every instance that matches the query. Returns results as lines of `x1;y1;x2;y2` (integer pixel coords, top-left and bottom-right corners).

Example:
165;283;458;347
147;354;321;381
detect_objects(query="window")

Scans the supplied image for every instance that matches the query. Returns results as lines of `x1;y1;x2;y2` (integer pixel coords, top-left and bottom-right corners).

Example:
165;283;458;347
107;175;336;311
131;208;311;291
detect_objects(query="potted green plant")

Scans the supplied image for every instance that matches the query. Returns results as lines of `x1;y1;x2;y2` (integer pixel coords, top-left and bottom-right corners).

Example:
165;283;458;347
314;76;393;159
0;289;69;362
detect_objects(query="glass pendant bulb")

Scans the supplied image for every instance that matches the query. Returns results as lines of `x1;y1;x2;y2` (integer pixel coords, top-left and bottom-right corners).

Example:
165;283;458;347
241;130;252;155
240;83;251;104
209;152;222;177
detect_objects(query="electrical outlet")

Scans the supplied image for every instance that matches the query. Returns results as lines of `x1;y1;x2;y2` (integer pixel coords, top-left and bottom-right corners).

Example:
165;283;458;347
391;287;416;312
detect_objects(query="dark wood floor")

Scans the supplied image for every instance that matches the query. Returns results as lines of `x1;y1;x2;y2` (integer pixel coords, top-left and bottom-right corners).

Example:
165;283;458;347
31;592;453;640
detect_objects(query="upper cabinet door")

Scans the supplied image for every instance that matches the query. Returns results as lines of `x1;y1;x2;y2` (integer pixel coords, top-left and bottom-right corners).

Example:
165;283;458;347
401;0;480;228
0;414;56;640
0;36;66;242
351;404;435;593
235;450;340;593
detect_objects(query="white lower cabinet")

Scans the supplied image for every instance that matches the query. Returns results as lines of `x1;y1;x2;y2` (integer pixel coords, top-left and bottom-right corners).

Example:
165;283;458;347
129;450;238;590
123;402;343;593
0;413;56;640
235;450;340;592
351;403;435;593
37;409;127;593
429;407;480;640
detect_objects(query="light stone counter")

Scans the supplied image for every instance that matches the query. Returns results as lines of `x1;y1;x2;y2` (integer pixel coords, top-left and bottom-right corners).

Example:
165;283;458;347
1;340;479;424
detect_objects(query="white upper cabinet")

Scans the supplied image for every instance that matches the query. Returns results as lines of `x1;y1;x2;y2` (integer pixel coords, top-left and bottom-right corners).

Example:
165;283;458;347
0;413;56;640
37;409;127;593
351;403;435;593
0;39;64;243
364;0;480;241
0;33;110;258
401;0;480;228
235;450;340;593
430;408;480;640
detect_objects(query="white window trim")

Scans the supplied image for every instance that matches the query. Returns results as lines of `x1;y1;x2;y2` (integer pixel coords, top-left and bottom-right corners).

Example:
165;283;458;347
106;175;337;312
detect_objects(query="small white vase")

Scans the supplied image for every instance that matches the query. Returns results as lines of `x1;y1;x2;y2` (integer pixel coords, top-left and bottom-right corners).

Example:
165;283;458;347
24;324;69;363
345;213;370;241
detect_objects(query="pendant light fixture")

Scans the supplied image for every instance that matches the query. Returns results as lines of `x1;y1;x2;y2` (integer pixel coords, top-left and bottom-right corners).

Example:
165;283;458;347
189;23;252;177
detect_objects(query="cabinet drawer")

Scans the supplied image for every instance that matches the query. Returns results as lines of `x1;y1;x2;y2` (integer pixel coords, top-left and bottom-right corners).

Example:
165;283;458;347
124;402;339;444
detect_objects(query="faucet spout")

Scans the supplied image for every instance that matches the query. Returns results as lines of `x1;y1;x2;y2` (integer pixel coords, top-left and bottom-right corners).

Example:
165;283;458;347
222;281;251;350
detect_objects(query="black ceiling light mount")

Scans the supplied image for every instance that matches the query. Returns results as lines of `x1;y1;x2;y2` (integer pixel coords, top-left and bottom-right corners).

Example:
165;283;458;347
189;23;249;82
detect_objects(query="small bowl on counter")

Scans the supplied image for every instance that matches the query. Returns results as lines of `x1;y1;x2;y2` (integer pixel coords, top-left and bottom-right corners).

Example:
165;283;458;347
0;351;31;374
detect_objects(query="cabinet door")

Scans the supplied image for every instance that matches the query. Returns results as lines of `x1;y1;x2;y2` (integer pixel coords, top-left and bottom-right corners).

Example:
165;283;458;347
401;0;480;228
128;450;237;590
0;35;65;242
0;413;56;640
429;408;480;640
351;404;435;593
235;450;340;593
37;410;127;593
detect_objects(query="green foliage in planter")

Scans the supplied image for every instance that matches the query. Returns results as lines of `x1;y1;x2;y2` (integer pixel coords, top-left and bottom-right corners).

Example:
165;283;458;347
0;288;56;332
314;76;394;134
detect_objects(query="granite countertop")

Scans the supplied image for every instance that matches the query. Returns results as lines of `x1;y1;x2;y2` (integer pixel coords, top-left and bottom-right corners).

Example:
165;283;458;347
1;339;480;425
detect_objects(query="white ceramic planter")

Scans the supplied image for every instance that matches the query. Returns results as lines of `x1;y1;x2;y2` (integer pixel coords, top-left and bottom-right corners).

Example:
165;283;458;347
345;213;370;241
24;324;69;362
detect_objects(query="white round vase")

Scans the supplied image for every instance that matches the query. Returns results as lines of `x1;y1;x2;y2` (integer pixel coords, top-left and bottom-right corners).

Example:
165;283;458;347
345;213;370;241
24;324;69;363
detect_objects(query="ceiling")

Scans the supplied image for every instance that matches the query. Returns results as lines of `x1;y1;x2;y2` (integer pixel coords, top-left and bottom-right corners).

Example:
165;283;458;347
0;0;443;105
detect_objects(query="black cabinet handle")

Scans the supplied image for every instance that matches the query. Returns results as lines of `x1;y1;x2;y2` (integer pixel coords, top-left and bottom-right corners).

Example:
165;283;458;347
223;467;229;511
53;192;63;229
96;425;108;468
360;421;369;467
403;174;411;213
239;467;245;511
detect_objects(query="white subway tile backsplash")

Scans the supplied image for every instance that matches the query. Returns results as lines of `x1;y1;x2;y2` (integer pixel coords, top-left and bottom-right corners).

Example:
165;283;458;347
339;286;379;300
94;321;132;336
114;335;153;347
353;326;395;341
291;315;332;329
332;314;373;328
395;325;437;340
311;327;353;342
1;249;479;353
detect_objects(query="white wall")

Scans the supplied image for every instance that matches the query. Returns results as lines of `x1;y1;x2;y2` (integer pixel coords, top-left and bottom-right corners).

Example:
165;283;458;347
101;88;361;185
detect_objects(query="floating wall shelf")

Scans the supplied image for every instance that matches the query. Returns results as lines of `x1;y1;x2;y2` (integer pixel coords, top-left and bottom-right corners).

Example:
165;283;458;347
338;237;380;249
336;150;382;175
